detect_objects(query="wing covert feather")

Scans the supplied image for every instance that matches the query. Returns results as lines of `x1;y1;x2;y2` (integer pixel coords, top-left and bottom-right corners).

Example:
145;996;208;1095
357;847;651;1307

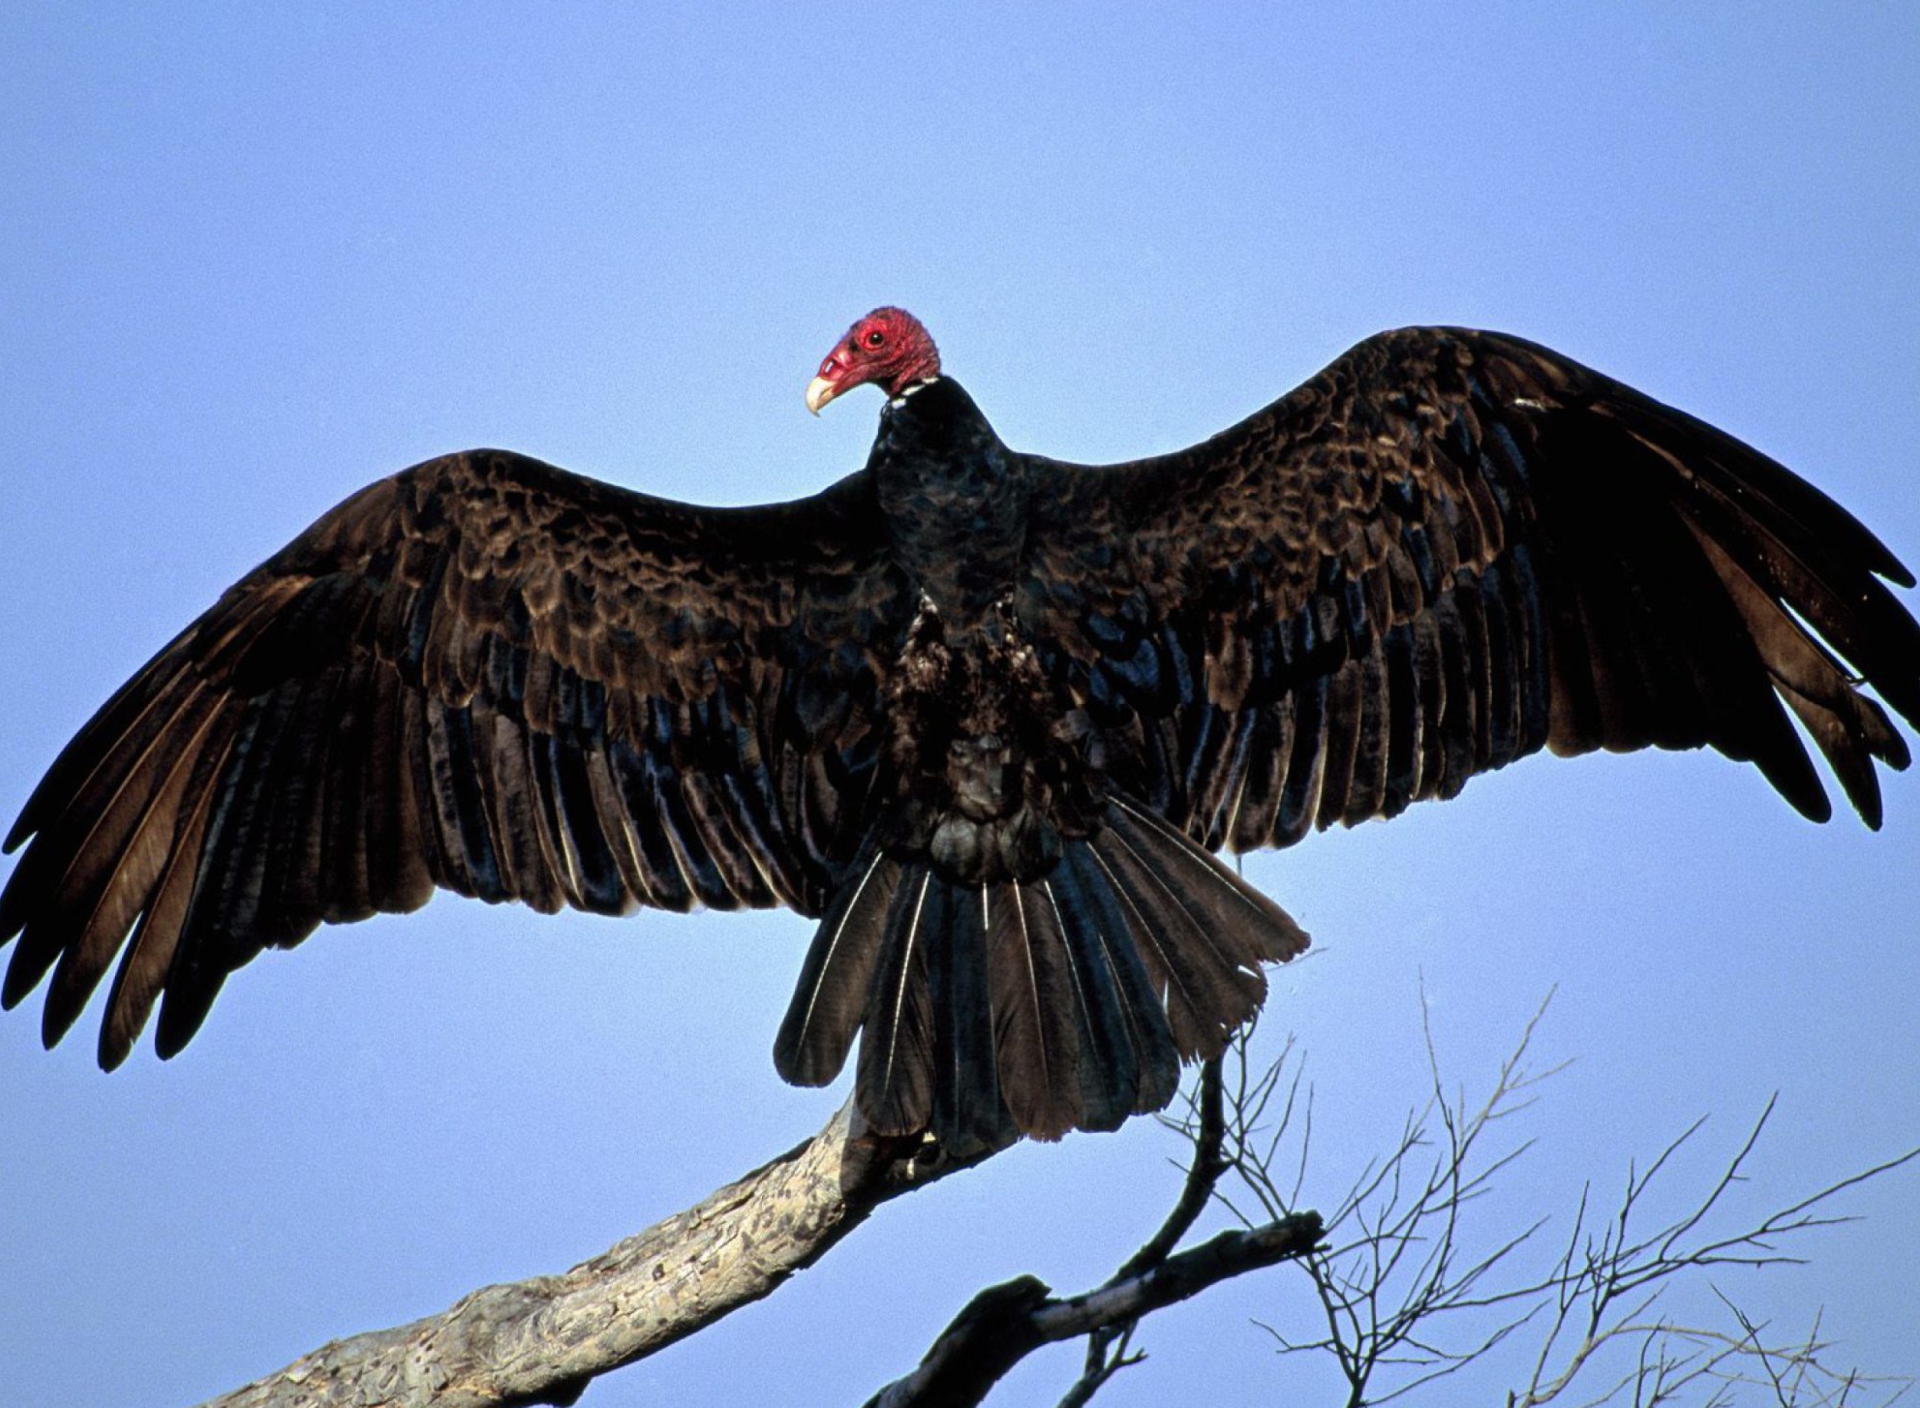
1020;327;1918;846
2;450;912;1064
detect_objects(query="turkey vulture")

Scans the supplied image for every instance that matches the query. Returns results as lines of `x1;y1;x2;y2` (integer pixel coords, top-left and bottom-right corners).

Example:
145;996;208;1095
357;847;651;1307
3;308;1915;1151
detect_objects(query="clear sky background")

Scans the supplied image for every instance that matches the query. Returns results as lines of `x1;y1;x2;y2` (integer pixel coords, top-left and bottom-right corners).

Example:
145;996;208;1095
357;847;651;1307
2;5;1916;1406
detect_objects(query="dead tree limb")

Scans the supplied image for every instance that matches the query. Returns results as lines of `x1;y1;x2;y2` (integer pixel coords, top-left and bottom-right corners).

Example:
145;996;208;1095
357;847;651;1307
1056;1057;1232;1405
197;1101;992;1408
863;1211;1326;1408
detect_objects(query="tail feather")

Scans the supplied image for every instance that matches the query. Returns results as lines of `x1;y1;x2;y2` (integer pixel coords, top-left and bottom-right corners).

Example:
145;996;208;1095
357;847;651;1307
984;882;1083;1138
853;868;936;1136
926;883;1012;1152
776;796;1309;1147
1107;796;1309;965
772;848;903;1086
1085;836;1249;1060
1045;849;1177;1128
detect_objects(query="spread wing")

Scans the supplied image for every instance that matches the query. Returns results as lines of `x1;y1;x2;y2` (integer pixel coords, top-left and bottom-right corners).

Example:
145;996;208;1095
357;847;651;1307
1;450;913;1065
1019;327;1920;850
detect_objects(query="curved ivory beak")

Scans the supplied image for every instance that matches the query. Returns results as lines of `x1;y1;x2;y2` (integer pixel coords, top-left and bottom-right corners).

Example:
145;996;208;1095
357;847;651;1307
805;374;840;416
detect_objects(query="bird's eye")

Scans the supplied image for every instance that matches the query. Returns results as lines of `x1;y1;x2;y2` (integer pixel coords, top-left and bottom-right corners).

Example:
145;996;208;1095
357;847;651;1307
864;330;886;348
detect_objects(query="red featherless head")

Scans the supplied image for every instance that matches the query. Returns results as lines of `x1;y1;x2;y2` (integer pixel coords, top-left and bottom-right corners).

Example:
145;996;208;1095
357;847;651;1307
805;307;941;414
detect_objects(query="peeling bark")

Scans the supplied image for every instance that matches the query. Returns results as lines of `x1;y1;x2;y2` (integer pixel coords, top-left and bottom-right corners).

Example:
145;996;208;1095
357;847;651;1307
198;1102;987;1408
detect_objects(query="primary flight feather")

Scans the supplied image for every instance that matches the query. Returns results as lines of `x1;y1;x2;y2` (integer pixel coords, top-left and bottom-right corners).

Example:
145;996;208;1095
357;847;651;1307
4;308;1915;1150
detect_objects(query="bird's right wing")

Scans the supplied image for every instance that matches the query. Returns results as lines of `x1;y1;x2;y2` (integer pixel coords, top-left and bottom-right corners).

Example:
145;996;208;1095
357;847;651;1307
2;450;915;1066
1018;327;1919;851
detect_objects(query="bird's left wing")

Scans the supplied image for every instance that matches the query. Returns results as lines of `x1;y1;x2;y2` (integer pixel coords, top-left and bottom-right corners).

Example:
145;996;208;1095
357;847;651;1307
1;450;913;1065
1017;327;1920;851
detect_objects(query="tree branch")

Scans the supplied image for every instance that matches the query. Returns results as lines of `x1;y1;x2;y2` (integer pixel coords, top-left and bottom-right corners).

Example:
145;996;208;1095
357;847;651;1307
1052;1056;1231;1404
1116;1056;1227;1282
197;1101;994;1408
863;1211;1325;1408
188;999;1917;1408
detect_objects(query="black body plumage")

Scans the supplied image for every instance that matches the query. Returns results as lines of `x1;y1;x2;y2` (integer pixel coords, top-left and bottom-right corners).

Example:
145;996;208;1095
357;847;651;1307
4;326;1917;1151
778;374;1303;1148
870;379;1031;616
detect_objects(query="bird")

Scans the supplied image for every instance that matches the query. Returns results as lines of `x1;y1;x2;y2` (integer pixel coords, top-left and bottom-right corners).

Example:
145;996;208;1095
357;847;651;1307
3;307;1916;1153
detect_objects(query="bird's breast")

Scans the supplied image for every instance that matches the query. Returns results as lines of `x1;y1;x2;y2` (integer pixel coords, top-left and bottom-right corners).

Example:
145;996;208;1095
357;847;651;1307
883;596;1097;886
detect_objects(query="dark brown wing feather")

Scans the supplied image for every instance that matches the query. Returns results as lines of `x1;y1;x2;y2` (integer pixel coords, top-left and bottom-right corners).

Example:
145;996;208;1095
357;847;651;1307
1018;328;1918;848
1;450;912;1066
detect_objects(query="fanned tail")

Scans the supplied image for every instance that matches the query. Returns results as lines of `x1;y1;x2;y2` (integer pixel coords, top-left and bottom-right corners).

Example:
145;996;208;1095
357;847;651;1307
772;798;1308;1148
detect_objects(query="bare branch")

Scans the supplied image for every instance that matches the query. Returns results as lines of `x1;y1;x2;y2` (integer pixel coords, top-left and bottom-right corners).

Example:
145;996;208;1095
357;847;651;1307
1054;1322;1143;1408
1057;1056;1231;1407
197;1101;992;1408
188;993;1917;1408
863;1212;1325;1408
1242;991;1564;1404
1124;1056;1227;1281
1207;993;1915;1408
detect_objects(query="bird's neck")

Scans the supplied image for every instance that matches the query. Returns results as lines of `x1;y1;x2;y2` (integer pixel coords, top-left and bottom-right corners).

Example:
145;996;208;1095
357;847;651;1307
870;377;1029;621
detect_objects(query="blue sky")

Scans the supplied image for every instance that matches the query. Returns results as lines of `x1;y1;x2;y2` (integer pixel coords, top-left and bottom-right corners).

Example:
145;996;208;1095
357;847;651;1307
2;5;1916;1405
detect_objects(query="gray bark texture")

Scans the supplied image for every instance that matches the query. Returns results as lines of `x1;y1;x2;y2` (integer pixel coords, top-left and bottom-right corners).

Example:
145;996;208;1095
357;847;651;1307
196;1101;979;1408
